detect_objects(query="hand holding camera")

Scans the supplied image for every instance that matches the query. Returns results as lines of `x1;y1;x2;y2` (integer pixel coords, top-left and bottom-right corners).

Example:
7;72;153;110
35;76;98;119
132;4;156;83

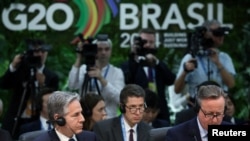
11;54;23;69
183;59;197;73
207;48;220;65
132;36;157;66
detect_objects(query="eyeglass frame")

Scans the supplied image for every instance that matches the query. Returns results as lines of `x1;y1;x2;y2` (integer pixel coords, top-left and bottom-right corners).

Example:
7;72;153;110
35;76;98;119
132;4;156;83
124;103;147;114
200;108;224;119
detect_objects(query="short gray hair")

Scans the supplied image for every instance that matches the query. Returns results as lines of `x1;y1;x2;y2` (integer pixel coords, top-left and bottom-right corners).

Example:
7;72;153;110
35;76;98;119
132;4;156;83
93;38;112;48
202;20;221;30
47;91;80;121
196;85;226;107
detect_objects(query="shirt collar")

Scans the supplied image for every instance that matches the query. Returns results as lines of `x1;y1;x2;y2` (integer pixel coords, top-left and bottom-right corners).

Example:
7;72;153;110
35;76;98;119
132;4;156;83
40;116;49;130
55;128;77;141
197;117;208;138
122;116;138;133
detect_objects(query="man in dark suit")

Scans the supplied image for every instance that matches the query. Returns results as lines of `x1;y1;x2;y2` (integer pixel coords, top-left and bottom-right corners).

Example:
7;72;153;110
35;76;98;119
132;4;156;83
166;85;231;141
33;91;98;141
0;39;59;139
93;84;152;141
143;88;170;128
121;28;176;124
19;87;54;135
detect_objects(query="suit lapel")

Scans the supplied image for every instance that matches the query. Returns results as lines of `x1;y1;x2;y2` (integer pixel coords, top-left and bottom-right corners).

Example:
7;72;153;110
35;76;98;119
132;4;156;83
112;117;124;141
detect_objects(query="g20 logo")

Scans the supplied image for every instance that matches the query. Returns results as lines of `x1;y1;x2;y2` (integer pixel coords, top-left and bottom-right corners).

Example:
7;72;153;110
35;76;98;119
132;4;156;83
2;3;73;31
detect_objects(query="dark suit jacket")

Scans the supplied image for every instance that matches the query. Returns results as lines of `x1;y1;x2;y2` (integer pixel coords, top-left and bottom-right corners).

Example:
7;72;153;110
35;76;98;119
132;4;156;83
152;118;170;128
0;66;59;138
33;129;98;141
166;117;231;141
175;107;197;125
93;116;152;141
222;115;247;125
121;58;176;122
0;129;12;141
19;119;42;135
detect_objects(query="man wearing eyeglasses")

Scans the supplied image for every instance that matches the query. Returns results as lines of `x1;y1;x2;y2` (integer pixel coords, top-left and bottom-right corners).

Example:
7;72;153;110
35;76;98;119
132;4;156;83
174;20;236;107
93;84;152;141
166;85;231;141
121;28;176;125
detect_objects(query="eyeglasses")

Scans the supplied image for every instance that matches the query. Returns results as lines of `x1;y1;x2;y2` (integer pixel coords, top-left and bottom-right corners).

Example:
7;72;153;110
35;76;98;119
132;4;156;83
125;105;145;114
200;108;224;119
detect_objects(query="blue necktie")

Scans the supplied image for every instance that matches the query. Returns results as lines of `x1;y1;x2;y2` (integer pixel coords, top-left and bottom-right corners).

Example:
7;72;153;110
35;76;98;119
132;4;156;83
69;138;75;141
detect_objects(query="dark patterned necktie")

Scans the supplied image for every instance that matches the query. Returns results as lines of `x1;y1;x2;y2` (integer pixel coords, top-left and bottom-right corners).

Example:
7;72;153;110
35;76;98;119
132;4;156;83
47;122;52;130
148;67;153;82
129;129;134;141
69;138;75;141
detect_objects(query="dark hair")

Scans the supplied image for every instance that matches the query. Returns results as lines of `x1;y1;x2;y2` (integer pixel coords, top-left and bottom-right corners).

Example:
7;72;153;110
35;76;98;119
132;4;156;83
36;87;54;112
120;84;145;104
81;93;104;117
81;92;104;130
144;88;159;109
139;28;156;35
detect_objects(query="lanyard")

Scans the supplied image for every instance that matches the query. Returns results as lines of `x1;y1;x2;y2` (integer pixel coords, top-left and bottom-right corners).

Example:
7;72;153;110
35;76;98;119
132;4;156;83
121;115;127;141
103;64;110;78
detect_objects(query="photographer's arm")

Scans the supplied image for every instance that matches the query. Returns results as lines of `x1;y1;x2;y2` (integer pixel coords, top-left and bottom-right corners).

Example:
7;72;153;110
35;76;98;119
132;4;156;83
88;66;107;87
9;54;23;72
174;71;187;94
210;50;235;88
174;59;196;93
73;43;84;68
215;62;235;88
73;53;82;68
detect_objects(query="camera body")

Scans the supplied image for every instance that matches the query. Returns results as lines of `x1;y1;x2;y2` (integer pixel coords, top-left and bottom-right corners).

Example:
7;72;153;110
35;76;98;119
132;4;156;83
133;36;148;56
22;51;42;68
189;26;230;57
76;34;98;70
189;26;215;57
133;36;157;66
21;39;50;69
211;27;230;37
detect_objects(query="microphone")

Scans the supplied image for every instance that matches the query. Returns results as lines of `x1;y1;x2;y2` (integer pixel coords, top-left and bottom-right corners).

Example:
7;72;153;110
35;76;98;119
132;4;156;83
189;130;198;141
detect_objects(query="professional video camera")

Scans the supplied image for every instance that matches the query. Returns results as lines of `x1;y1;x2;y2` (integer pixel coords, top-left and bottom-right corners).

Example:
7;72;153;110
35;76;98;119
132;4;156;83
22;51;41;68
76;34;97;70
21;39;50;68
133;36;158;66
211;27;230;37
189;26;230;57
133;36;157;56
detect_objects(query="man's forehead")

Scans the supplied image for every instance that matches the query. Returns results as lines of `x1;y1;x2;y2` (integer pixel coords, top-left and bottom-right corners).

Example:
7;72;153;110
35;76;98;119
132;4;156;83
97;42;110;48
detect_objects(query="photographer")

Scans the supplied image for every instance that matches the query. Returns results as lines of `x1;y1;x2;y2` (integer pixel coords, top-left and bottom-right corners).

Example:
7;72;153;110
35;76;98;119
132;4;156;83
121;28;176;124
68;34;125;119
0;39;59;139
174;20;236;105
